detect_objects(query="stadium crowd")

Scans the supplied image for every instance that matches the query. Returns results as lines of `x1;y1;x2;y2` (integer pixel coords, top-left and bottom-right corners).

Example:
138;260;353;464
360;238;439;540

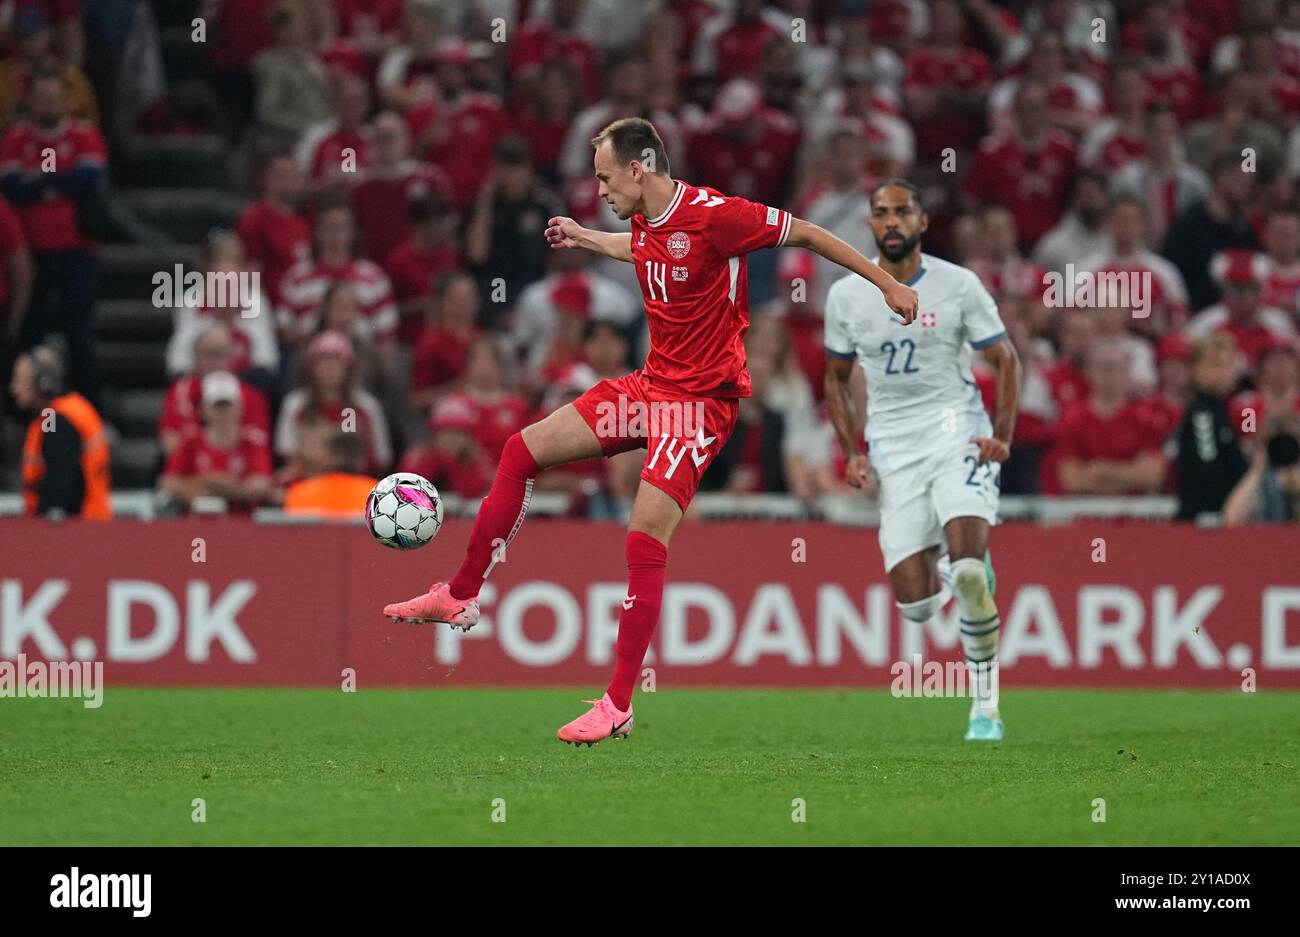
2;0;1300;523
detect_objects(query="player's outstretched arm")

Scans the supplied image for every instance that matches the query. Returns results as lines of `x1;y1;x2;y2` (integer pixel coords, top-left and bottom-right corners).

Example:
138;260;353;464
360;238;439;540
545;216;634;262
786;217;919;323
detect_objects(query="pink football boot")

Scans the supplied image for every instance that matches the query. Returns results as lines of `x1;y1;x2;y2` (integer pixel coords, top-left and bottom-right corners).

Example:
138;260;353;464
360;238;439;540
383;582;480;631
556;693;634;746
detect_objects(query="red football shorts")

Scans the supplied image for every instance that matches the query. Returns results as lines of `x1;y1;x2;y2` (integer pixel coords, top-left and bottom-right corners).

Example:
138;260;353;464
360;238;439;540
571;370;739;513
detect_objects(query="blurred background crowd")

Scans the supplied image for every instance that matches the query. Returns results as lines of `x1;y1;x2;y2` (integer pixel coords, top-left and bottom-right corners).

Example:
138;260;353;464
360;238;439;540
1;0;1299;523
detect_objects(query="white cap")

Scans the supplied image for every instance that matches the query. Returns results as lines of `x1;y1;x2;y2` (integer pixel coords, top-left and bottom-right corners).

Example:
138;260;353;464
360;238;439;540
201;370;241;406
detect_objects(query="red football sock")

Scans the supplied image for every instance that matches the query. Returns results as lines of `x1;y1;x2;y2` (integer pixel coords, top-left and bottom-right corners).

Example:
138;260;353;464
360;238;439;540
606;531;668;712
448;432;539;601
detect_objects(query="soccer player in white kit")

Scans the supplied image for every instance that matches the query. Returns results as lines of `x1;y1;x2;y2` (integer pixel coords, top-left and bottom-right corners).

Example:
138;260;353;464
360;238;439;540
823;180;1021;741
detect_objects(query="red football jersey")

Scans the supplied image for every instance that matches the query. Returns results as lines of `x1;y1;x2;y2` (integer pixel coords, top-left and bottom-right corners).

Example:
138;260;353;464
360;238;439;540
235;200;311;305
630;181;792;398
0;119;107;251
163;428;272;481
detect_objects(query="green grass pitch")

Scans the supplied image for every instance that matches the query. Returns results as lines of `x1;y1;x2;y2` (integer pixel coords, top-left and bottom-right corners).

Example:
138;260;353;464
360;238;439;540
2;688;1297;845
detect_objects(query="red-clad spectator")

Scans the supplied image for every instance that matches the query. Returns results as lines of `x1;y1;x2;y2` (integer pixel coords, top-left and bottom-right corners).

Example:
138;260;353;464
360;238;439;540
235;153;310;306
693;0;782;82
510;248;638;385
535;271;594;385
276;330;391;478
459;337;529;460
165;230;280;383
974;298;1056;493
319;37;368;81
295;71;374;187
1110;103;1209;248
398;394;495;499
1054;339;1169;495
0;192;32;342
866;0;928;48
966;205;1046;302
0;69;106;399
277;200;399;346
987;30;1103;138
965;80;1076;246
1235;32;1300;125
383;194;462;343
1260;208;1300;316
1044;309;1095;415
159;321;271;457
350;109;453;264
771;250;827;400
375;0;442;112
903;0;993;160
1080;195;1191;332
512;59;585;183
410;271;481;411
316;279;394;394
527;361;609;498
1079;59;1150;172
509;0;600;102
1126;0;1203;123
1229;341;1300;440
407;39;510;210
160;371;274;513
1187;251;1298;368
685;78;802;208
1138;331;1194;444
205;0;280;79
332;0;403;60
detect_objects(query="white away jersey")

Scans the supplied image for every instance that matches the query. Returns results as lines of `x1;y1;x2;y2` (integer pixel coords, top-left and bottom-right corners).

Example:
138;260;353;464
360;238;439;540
824;253;1006;474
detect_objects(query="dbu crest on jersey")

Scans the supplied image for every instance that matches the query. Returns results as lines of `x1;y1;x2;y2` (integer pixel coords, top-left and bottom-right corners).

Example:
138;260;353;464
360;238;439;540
667;232;691;259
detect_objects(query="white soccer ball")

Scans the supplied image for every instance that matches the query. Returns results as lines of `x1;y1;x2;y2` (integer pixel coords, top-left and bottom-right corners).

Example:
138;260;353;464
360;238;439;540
364;472;443;550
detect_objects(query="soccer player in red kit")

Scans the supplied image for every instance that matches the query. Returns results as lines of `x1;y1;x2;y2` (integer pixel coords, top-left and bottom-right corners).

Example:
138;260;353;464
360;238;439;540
383;118;918;744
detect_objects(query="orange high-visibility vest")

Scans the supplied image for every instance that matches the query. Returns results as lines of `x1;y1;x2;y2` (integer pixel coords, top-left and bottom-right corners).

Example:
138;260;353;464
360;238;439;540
23;392;112;520
284;472;378;518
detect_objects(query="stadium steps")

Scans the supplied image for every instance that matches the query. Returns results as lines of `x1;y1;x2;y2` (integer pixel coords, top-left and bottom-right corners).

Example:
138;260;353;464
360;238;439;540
98;340;170;390
99;387;166;439
110;436;163;489
97;243;199;301
95;300;172;341
115;188;244;244
112;134;230;190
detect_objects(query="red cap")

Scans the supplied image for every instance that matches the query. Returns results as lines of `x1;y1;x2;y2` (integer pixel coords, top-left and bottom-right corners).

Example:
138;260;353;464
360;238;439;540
430;394;478;432
1157;331;1192;362
550;273;592;318
306;329;355;365
434;38;471;66
1210;249;1270;286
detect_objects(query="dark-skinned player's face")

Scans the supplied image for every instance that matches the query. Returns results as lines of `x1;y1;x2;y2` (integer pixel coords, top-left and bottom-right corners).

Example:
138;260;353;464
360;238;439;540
869;186;927;262
593;141;643;220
